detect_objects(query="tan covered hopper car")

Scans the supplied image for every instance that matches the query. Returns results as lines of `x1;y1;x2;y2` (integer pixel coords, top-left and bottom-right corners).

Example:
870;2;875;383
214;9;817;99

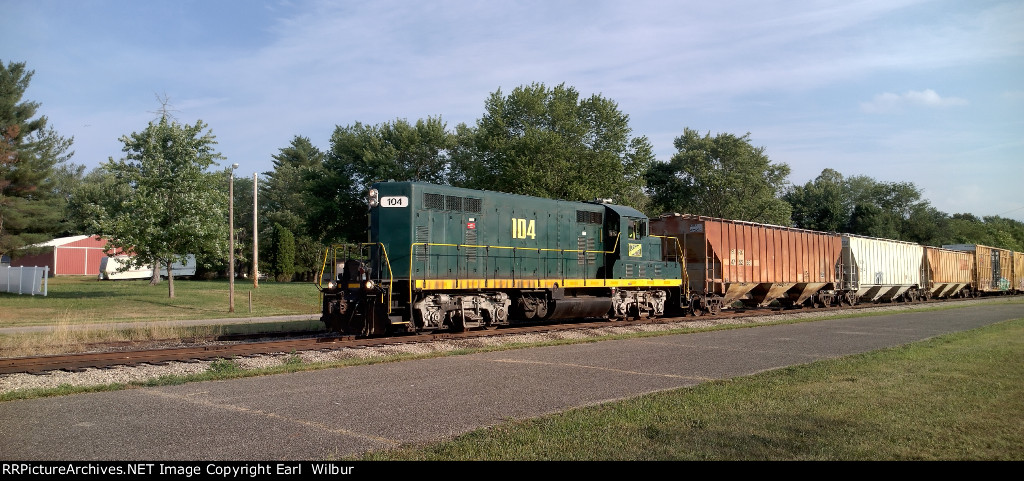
943;244;1015;294
1013;251;1024;293
922;246;974;299
650;214;844;315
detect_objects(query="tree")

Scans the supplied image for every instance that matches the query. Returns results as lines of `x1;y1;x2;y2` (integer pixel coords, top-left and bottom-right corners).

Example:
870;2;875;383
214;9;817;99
784;168;939;241
0;60;74;259
783;168;848;232
452;82;655;209
646;128;792;224
263;136;323;236
902;204;949;245
262;136;325;279
944;214;1024;251
848;203;899;239
93;116;228;297
270;223;295;282
64;166;125;233
308;118;455;243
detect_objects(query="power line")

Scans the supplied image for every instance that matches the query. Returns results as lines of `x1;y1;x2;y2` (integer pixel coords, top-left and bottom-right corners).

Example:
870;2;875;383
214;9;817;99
994;204;1024;217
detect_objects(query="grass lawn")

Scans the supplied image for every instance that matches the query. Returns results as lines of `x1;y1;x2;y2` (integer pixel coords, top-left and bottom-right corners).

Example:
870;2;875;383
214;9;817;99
0;276;322;328
0;276;324;357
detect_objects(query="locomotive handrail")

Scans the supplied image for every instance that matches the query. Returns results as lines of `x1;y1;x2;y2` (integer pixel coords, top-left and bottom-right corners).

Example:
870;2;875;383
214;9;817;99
650;234;689;291
316;249;330;290
316;242;395;314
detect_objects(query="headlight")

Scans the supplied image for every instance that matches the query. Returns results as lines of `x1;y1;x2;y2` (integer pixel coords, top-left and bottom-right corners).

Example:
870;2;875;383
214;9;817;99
364;280;375;290
367;188;379;207
327;280;336;289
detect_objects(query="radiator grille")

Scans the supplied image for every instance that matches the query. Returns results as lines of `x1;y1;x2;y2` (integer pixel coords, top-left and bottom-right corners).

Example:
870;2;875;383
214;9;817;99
414;225;429;261
464;197;482;213
424;193;444;210
576;210;603;224
465;230;477;262
445;195;462;211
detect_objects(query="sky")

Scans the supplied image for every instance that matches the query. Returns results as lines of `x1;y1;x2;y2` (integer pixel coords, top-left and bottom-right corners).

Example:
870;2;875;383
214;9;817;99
2;0;1022;222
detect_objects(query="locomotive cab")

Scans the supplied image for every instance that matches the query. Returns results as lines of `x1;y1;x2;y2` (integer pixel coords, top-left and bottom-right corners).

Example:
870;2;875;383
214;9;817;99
601;204;684;318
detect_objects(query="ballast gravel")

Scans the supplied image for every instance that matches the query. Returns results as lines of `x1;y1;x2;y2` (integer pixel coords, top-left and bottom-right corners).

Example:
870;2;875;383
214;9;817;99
0;300;995;396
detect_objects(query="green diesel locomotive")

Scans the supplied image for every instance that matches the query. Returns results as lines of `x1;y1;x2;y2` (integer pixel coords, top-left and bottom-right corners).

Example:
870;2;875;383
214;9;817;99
316;182;688;336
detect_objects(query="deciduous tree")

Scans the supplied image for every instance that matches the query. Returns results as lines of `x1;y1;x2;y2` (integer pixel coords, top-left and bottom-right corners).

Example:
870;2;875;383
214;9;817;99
309;118;454;243
646;128;791;224
784;168;847;232
93;116;228;297
453;83;654;209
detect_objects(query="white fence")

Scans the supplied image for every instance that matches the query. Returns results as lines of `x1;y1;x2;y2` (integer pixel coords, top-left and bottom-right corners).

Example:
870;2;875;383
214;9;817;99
0;266;49;296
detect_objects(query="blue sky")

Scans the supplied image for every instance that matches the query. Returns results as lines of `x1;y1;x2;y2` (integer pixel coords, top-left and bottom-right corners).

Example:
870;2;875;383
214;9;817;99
3;0;1022;221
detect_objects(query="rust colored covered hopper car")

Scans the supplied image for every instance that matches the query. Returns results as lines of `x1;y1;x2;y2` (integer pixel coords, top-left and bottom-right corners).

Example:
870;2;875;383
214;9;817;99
650;214;844;315
922;246;975;299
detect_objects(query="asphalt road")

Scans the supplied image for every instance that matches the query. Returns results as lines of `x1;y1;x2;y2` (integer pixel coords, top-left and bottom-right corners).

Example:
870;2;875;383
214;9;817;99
1;301;1021;461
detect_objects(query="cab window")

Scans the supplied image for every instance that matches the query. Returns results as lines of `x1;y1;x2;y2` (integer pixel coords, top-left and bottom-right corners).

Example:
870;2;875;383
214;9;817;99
628;219;646;239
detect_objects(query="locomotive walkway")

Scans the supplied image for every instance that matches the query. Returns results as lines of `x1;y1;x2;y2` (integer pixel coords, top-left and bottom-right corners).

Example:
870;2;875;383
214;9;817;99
1;302;1022;461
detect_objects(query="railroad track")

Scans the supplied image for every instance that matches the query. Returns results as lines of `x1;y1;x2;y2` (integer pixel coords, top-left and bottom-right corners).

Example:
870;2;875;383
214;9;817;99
0;297;990;375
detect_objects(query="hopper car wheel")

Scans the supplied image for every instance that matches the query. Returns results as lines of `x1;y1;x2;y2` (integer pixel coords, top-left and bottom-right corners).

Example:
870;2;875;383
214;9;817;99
839;293;856;307
690;294;705;316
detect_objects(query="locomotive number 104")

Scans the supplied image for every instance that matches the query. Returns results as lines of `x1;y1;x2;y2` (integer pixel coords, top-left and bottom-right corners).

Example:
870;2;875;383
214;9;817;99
512;217;536;239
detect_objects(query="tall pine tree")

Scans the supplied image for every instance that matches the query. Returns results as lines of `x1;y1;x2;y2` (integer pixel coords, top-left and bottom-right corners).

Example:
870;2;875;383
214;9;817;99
0;60;74;259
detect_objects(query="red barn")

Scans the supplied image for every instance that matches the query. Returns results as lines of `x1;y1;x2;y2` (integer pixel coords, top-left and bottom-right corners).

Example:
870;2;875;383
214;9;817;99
11;235;118;276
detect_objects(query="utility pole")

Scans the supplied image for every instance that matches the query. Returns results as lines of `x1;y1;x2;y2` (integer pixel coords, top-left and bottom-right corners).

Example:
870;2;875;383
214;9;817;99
228;163;238;312
253;172;259;288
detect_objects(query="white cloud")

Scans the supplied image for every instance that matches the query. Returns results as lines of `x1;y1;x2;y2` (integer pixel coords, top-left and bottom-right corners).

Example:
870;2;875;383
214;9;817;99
860;89;968;113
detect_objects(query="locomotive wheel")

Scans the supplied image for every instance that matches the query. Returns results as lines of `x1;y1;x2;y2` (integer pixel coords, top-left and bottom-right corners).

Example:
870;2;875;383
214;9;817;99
536;300;548;319
481;311;498;330
449;313;466;332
